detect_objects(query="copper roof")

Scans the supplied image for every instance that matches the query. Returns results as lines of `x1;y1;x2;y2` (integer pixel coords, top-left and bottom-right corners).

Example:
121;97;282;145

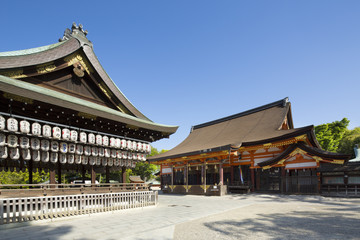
149;98;318;161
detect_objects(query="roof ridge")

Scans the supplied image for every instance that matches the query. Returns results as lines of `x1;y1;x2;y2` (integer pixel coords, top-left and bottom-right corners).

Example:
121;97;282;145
192;97;289;130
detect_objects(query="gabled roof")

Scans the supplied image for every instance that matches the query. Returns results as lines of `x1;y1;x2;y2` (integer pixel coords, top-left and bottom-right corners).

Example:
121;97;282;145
0;23;178;137
149;98;315;161
257;142;351;168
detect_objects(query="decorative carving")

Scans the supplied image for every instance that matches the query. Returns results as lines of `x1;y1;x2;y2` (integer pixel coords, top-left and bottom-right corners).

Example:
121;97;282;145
3;93;33;104
59;22;88;42
98;83;112;99
36;63;56;74
0;69;27;78
64;53;93;74
333;160;344;164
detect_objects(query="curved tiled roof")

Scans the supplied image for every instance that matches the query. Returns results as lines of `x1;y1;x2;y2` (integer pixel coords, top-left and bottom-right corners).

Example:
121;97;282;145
257;142;351;167
0;38;81;69
149;98;314;161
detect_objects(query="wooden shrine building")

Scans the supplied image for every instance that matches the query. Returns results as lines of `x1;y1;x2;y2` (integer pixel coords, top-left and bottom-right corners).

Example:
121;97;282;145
0;23;178;186
148;98;351;196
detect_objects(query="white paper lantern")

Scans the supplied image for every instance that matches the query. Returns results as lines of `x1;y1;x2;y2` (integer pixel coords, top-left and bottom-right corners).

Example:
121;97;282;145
98;147;105;157
31;138;40;150
79;132;87;143
20;120;30;134
111;149;117;158
42;125;52;138
33;150;41;162
102;136;109;146
52;127;61;139
115;138;121;148
127;140;132;150
7;135;18;148
122;151;127;159
68;154;75;164
21;149;31;161
60;142;68;153
82;156;89;165
137;153;142;161
132;153;137;160
146;144;151;153
142;154;146;161
41;151;49;163
120;139;126;149
109;137;116;148
137;142;143;152
50;141;59;152
114;159;120;166
96;157;101;166
75;155;82;164
62;128;70;140
119;159;124;167
132;141;137;151
20;137;30;149
88;133;95;144
32;122;41;136
117;150;122;159
7;118;18;132
102;158;107;166
91;146;98;156
84;146;91;156
108;158;113;166
0;134;8;146
70;130;78;142
59;153;67;164
68;143;76;153
40;140;50;151
50;152;58;163
76;145;83;155
0;115;5;130
89;156;96;166
128;152;132;160
96;134;102;145
0;146;8;159
104;148;110;158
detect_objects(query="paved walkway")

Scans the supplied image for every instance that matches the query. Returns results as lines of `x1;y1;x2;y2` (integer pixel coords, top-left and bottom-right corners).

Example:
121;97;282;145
1;193;359;239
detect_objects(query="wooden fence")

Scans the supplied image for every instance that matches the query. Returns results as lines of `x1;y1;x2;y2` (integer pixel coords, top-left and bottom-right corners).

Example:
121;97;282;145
0;191;158;224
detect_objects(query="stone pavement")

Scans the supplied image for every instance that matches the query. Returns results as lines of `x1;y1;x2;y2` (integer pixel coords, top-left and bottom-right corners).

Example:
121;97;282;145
1;193;359;240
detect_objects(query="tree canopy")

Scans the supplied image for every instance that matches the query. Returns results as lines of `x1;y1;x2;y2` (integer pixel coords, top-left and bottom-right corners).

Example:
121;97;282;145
315;118;350;152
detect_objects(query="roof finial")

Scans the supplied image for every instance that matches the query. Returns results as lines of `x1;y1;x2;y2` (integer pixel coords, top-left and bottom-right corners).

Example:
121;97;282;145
59;22;89;42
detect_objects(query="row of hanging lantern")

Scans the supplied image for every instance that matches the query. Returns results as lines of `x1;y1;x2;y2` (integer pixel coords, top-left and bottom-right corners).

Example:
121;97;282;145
0;116;151;153
0;145;136;168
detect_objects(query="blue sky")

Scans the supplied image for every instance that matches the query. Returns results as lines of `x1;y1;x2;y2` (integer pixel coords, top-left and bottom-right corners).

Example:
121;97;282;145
1;1;359;151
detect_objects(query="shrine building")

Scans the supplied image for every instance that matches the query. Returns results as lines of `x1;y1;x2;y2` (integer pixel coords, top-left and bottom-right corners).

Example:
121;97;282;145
148;98;351;195
0;23;178;185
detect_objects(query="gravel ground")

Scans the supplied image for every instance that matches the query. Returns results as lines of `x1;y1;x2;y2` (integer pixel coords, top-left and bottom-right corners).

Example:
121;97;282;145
174;196;360;240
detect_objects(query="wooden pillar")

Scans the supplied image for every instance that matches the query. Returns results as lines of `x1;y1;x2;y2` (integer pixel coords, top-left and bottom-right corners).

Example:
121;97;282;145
219;163;223;185
170;165;174;192
256;169;261;191
281;167;286;193
105;166;110;183
184;164;188;192
50;169;56;187
202;163;206;193
58;162;62;184
251;168;255;191
230;166;234;185
91;166;96;184
28;160;33;185
122;166;127;183
82;166;86;183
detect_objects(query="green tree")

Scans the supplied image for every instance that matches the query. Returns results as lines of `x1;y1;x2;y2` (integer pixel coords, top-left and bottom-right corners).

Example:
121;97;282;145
0;170;49;184
315;118;350;152
129;146;167;181
337;127;360;156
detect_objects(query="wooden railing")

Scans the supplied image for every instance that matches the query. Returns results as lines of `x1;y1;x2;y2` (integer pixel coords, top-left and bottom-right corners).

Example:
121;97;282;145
321;184;360;197
0;191;158;225
0;183;149;198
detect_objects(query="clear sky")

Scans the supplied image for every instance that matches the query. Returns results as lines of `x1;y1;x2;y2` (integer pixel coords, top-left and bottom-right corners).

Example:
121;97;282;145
1;1;359;151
